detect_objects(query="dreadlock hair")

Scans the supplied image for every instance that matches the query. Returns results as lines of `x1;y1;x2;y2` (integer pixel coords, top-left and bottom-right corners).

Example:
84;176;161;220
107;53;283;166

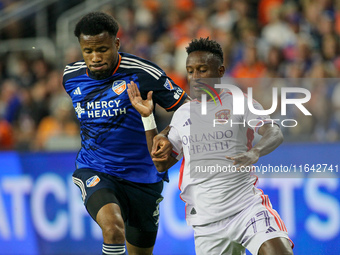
185;37;224;64
74;12;119;39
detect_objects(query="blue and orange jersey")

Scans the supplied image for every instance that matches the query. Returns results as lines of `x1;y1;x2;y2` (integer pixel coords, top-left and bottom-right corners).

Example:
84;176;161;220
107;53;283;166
63;52;187;183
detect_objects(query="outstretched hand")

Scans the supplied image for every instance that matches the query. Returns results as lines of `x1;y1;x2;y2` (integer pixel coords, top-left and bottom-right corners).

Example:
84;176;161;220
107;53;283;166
225;149;260;170
127;81;154;117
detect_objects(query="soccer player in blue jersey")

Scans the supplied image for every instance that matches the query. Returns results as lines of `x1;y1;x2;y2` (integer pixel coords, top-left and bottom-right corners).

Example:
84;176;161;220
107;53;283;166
62;12;188;255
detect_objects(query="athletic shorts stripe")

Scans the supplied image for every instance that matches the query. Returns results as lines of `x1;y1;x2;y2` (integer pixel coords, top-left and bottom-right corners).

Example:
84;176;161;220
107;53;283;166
261;195;282;230
72;176;87;202
261;194;287;232
265;195;287;232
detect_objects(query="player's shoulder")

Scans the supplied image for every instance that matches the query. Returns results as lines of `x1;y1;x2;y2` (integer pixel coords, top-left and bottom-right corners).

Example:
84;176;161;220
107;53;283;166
170;101;191;129
119;52;164;80
119;52;161;69
173;100;191;116
220;90;233;100
63;60;87;82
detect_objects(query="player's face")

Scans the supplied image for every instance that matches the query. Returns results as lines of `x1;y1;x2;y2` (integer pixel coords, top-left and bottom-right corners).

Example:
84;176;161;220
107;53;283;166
186;51;225;100
79;32;120;79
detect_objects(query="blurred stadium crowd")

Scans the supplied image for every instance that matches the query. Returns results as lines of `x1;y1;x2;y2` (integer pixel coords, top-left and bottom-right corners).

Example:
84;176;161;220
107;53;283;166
0;0;340;151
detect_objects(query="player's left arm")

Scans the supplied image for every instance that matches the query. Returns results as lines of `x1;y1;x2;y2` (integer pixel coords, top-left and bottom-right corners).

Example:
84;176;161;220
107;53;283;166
127;81;173;157
137;73;190;157
226;124;283;168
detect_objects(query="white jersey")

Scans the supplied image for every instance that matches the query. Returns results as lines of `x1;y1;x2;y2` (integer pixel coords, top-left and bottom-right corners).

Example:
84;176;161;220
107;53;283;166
168;90;276;226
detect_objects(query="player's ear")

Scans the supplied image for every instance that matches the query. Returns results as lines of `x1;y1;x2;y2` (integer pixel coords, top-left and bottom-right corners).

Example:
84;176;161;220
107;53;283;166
115;37;120;50
218;65;225;77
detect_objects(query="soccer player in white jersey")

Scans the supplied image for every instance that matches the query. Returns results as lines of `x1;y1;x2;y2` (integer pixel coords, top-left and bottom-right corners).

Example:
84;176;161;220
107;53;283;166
127;37;294;255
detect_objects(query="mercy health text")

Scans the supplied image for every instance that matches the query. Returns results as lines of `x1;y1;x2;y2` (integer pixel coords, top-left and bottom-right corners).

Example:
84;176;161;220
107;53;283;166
74;99;127;119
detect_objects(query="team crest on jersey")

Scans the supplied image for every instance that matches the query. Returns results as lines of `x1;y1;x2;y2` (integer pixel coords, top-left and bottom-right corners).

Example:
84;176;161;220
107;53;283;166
112;80;127;95
86;175;100;187
215;109;230;122
163;78;174;91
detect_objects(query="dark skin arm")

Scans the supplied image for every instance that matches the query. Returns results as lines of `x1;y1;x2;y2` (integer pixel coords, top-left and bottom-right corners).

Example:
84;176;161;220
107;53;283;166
127;81;157;153
152;96;191;159
225;123;284;168
127;81;179;171
151;125;170;159
152;144;178;172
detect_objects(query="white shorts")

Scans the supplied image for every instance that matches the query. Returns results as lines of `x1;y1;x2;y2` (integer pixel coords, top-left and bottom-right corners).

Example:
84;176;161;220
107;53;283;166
192;194;293;255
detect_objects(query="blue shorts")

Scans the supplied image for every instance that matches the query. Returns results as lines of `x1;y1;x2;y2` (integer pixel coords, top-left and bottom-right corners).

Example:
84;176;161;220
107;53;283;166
72;168;164;233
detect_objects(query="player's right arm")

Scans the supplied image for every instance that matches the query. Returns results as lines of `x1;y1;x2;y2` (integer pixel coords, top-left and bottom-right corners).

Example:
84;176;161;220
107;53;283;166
152;143;178;172
127;81;178;172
